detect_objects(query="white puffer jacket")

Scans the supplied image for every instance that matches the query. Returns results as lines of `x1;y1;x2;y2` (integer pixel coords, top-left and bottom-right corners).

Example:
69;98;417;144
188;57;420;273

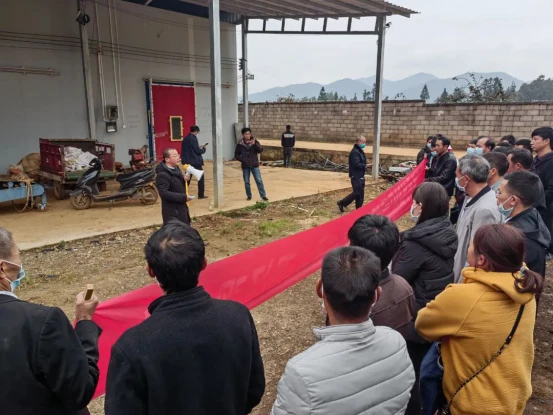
270;320;415;415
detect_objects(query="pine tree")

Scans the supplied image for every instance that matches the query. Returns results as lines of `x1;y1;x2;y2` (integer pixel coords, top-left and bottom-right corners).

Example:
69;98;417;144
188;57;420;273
362;89;369;100
352;93;358;101
436;88;449;103
334;92;339;101
318;87;327;101
420;84;430;101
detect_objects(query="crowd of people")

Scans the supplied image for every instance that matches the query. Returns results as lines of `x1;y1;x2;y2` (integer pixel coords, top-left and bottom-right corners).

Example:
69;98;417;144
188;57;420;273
1;127;551;415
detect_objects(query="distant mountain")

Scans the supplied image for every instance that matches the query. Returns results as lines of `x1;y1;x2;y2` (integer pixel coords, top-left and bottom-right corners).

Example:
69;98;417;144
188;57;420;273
247;72;525;103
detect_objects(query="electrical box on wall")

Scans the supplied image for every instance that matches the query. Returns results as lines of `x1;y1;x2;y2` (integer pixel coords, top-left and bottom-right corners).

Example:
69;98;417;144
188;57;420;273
107;105;119;121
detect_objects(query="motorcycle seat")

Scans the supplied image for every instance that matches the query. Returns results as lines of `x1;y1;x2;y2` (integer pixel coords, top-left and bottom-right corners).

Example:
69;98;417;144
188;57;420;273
116;169;154;183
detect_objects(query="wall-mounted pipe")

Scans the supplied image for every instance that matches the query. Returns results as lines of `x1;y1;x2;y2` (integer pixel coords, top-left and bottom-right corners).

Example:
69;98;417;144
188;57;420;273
0;66;59;76
95;0;110;122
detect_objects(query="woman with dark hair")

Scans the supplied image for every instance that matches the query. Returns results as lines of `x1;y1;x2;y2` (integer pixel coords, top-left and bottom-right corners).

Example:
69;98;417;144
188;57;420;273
392;182;458;415
416;224;541;415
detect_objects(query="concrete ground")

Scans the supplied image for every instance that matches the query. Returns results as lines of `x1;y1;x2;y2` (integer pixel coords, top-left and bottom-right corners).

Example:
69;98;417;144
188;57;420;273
1;161;351;250
260;139;421;157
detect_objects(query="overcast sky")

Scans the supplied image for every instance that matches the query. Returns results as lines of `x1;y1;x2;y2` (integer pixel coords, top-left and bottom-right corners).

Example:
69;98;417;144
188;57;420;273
238;0;553;93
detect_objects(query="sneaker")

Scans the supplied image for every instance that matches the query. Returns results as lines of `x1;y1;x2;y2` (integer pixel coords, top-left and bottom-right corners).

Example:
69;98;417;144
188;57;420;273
337;202;344;213
262;197;269;202
247;197;252;201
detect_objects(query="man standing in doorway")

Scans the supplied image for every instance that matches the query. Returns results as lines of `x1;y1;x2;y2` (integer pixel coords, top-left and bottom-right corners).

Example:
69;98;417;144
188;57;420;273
181;126;207;199
156;148;192;225
235;128;268;202
337;136;369;212
425;135;457;197
531;126;553;253
281;125;295;167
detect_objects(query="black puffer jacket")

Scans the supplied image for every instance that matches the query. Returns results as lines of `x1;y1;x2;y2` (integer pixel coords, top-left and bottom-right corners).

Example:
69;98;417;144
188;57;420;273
392;215;458;313
234;139;263;169
155;162;190;225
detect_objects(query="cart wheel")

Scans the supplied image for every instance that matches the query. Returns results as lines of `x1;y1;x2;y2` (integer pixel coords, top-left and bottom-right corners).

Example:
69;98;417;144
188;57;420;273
140;185;159;205
70;194;92;210
53;182;66;200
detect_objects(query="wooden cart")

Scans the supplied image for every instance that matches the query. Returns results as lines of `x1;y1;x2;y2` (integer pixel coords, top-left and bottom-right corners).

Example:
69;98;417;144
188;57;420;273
36;139;116;200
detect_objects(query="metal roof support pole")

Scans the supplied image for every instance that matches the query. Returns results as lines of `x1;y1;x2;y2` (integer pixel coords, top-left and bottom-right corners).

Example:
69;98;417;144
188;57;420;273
241;18;249;128
77;0;97;141
209;0;224;207
372;16;386;179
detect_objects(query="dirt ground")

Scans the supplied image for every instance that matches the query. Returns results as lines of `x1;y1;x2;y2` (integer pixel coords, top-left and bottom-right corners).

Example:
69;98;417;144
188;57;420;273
15;179;553;415
0;161;351;250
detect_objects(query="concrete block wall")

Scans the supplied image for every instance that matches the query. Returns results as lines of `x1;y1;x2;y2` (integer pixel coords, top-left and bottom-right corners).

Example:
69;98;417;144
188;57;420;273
239;101;553;148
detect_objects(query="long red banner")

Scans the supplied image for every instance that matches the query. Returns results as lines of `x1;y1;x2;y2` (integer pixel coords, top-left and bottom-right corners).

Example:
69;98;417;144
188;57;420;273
91;162;426;398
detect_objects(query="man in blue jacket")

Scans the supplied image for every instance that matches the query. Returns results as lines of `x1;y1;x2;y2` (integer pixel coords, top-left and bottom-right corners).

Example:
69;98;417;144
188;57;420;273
181;126;207;199
337;136;369;212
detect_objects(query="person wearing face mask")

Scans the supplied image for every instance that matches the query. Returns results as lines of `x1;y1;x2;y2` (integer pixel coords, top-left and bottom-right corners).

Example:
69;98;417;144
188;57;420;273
483;151;509;192
496;171;550;278
105;220;265;415
337;136;370;212
417;135;435;165
426;135;457;197
392;183;458;415
271;246;415;415
416;224;540;415
453;156;501;283
466;137;483;156
0;226;102;415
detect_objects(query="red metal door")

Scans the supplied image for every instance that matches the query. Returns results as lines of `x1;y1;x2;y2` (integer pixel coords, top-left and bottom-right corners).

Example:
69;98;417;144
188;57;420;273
151;84;196;161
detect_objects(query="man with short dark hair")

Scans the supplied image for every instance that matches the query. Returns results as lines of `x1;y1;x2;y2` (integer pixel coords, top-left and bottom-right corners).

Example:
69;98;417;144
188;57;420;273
337;136;370;212
483;151;509;192
453;156;501;281
348;214;415;339
235;128;268;201
155;148;191;225
507;148;533;173
500;134;516;146
493;142;512;155
531;126;553;253
0;227;102;415
270;246;415;415
105;221;265;415
476;136;495;154
181;126;207;199
515;138;532;152
497;171;551;276
426;135;457;196
281;125;295;167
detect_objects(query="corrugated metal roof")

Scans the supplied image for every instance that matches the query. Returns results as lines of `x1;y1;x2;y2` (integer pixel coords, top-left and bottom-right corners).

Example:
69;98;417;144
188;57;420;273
185;0;417;19
126;0;417;23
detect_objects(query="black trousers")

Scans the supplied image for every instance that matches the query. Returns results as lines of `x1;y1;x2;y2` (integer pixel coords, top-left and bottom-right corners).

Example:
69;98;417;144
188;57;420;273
339;177;365;209
187;163;205;198
283;147;293;166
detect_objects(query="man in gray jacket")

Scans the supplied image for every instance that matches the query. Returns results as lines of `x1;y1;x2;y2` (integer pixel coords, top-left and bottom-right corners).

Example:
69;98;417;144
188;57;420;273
271;246;415;415
453;155;501;282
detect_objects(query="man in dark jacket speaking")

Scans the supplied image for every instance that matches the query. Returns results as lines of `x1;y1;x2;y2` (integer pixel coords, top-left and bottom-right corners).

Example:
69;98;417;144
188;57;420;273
281;125;295;167
425;135;457;196
105;221;265;415
181;125;207;199
0;226;102;415
156;148;191;225
337;136;369;212
235;128;268;201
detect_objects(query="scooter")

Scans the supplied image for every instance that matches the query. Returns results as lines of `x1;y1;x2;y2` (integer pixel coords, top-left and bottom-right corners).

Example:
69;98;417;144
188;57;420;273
70;157;158;210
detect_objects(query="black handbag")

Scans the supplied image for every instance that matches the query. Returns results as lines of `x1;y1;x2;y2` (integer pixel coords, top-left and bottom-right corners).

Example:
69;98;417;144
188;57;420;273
442;305;525;414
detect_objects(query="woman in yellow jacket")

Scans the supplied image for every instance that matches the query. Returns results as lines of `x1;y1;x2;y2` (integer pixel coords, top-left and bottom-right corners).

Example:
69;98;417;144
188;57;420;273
416;224;542;415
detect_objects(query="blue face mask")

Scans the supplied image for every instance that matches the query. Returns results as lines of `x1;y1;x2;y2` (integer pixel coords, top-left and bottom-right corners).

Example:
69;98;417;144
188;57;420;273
497;196;514;218
426;143;432;149
2;260;26;292
455;176;466;192
431;151;438;157
467;147;475;155
359;143;366;149
474;148;483;156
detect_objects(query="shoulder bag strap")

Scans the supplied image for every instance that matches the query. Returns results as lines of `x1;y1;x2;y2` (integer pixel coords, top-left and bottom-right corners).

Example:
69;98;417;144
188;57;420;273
443;305;525;414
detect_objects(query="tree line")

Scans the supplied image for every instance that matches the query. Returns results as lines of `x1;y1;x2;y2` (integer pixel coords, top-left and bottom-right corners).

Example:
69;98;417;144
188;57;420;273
274;74;553;103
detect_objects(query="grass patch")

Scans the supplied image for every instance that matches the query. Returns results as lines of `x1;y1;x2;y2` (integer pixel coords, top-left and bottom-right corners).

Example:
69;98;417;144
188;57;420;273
257;219;299;237
245;201;269;211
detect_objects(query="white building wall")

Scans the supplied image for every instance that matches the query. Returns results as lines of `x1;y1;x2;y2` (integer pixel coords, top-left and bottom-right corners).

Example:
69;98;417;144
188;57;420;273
0;0;238;171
